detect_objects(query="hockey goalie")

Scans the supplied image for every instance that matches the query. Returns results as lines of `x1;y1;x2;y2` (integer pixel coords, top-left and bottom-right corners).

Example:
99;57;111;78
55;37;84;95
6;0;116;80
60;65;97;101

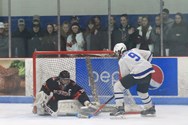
32;70;99;116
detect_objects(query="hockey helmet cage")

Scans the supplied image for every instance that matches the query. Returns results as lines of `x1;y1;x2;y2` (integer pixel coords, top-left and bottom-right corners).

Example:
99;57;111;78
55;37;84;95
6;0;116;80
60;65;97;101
113;43;127;56
59;70;70;79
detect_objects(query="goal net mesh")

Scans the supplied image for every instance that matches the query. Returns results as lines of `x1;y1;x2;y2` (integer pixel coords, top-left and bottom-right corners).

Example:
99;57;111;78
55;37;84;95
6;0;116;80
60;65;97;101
33;51;117;105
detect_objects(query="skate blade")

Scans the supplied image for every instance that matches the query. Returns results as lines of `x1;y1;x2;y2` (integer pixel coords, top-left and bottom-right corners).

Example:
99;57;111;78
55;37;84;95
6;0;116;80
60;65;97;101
141;113;156;117
77;113;91;119
110;114;126;120
125;111;140;115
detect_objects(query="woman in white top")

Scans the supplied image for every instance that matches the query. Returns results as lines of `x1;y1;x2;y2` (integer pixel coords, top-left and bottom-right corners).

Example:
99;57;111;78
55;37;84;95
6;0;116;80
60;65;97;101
66;22;85;51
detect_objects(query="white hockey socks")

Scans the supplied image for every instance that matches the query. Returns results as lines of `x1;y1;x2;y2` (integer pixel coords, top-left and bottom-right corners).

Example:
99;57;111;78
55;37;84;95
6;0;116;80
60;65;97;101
137;91;153;109
114;80;125;107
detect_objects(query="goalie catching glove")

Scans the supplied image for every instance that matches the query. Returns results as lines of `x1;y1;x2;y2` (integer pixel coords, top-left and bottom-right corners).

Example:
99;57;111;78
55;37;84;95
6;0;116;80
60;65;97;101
80;101;99;114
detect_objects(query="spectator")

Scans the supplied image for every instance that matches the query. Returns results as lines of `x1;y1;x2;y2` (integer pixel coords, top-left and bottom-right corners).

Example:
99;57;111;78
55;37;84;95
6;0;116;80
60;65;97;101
12;18;30;57
70;16;84;32
135;16;154;52
162;8;174;36
61;21;70;51
136;16;143;28
66;22;85;51
3;20;9;37
84;18;95;50
33;15;40;22
32;15;42;31
90;16;108;50
53;23;58;34
112;14;135;50
27;19;44;57
107;16;118;50
41;24;58;51
151;15;161;56
162;8;174;56
70;16;79;24
0;22;8;57
166;13;188;56
109;16;117;34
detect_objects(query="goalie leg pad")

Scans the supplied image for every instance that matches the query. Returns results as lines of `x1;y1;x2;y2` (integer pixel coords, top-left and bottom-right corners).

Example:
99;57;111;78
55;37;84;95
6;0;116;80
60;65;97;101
34;91;53;115
34;91;53;106
57;100;82;116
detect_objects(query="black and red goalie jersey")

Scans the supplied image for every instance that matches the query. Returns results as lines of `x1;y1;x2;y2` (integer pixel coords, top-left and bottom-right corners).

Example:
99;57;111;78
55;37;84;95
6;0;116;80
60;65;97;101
39;70;90;111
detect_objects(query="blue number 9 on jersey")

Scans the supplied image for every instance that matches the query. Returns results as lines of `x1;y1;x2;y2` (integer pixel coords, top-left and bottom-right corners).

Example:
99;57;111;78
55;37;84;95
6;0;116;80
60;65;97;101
128;52;140;61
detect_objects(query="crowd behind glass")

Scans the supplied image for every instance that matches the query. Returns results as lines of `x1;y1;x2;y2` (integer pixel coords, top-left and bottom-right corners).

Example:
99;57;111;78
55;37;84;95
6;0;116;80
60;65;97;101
0;8;188;58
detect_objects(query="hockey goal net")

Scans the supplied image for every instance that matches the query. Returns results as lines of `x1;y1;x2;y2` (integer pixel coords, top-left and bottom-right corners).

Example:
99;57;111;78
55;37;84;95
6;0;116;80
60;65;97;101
33;51;117;105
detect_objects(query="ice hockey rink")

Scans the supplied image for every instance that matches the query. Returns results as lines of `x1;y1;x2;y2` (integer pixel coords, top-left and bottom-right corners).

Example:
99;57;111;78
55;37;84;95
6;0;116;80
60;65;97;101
0;103;187;125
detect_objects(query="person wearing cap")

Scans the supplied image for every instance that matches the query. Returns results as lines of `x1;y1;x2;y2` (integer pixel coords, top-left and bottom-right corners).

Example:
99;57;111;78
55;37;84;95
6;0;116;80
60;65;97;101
0;22;9;57
27;19;43;57
66;22;85;51
32;15;40;22
32;70;97;115
12;18;30;57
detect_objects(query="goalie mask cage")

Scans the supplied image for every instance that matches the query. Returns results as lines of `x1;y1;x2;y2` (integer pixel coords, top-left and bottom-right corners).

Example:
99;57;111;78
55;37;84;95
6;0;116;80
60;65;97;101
33;51;117;106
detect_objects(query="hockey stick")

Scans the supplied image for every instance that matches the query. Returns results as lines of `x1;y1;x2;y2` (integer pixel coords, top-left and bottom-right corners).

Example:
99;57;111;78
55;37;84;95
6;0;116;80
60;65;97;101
90;95;114;117
92;95;114;116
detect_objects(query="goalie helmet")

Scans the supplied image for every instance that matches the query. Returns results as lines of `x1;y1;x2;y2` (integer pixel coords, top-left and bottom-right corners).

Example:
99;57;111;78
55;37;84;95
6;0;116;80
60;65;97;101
59;70;70;79
113;43;127;57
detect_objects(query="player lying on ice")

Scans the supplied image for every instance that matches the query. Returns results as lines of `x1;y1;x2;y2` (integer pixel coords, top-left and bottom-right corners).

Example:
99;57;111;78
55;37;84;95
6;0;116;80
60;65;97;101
111;43;156;117
32;70;98;116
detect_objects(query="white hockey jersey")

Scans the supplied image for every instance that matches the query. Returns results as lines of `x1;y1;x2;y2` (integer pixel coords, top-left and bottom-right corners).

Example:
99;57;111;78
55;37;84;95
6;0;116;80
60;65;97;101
118;48;155;79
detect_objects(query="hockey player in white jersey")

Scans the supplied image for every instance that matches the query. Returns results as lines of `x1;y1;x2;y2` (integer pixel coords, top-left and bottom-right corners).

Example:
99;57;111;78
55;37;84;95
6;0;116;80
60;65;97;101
110;43;156;116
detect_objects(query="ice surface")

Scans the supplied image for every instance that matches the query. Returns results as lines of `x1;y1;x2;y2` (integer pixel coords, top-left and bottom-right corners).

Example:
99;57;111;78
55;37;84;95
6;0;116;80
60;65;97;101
0;103;187;125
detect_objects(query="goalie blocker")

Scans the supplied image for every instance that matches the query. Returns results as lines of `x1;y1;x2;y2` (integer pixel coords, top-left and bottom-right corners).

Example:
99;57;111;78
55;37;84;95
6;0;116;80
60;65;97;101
32;70;98;116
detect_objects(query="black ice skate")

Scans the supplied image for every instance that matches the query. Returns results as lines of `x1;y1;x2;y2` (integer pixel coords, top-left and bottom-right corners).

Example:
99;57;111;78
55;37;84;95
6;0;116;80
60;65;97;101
110;106;125;116
141;105;156;117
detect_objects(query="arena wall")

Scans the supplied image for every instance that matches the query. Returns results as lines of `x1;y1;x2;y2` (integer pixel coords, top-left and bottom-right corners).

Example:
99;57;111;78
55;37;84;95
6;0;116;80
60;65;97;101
0;0;188;16
0;57;188;105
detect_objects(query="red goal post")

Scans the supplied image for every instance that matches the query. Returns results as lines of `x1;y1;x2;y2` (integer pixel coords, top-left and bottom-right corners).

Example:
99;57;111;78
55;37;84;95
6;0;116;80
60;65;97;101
32;50;115;100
